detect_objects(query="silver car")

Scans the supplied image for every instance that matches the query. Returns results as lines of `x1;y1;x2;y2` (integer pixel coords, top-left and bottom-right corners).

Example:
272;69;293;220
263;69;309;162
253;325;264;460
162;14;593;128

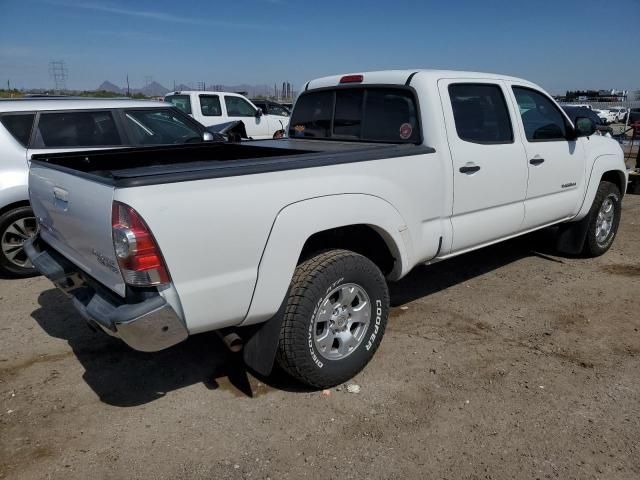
0;97;213;277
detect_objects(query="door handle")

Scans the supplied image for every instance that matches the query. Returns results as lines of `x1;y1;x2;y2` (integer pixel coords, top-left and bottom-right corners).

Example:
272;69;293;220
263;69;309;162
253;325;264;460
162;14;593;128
53;187;69;211
459;165;481;174
529;158;545;166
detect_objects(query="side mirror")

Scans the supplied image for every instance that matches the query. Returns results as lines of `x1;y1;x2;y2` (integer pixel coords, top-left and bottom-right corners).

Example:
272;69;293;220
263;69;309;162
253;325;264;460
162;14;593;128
574;117;596;137
202;131;215;142
255;108;263;118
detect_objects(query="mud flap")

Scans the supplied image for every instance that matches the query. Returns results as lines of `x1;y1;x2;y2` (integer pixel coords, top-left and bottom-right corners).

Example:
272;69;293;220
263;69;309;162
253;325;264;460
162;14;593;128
555;215;590;255
242;297;287;376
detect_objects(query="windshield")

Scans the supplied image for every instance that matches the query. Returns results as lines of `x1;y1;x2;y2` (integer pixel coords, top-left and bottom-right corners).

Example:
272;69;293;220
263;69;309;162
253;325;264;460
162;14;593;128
165;95;192;114
289;87;420;143
124;108;203;145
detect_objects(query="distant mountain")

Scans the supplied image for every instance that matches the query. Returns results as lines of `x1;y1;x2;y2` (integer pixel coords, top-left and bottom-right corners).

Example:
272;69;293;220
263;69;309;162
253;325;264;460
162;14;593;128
95;80;168;97
138;81;170;97
97;81;124;94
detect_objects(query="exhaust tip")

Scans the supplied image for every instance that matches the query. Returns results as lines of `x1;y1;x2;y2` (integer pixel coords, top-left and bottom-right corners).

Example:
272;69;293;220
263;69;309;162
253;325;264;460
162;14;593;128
218;331;243;353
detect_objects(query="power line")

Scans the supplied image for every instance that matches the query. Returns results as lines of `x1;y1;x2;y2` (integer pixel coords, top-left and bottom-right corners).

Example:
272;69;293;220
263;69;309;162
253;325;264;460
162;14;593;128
48;60;68;92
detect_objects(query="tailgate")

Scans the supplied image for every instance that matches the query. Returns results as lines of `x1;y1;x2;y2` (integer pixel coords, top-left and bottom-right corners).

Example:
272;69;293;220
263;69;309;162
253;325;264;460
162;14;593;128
29;164;126;296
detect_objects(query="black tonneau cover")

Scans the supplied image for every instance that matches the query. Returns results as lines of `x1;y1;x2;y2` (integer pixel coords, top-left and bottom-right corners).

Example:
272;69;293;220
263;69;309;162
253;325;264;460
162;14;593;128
31;139;435;188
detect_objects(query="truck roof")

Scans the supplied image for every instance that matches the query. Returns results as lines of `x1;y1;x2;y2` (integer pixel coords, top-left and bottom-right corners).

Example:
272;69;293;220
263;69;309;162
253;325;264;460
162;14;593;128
166;91;247;97
305;69;538;91
0;98;169;113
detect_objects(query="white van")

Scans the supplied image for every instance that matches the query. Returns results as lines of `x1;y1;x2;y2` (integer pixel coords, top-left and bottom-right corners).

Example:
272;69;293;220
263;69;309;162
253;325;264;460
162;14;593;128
165;91;289;139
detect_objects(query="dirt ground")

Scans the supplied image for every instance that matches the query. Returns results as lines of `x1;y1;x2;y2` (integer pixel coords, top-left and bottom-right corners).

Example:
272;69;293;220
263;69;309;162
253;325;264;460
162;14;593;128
1;195;639;480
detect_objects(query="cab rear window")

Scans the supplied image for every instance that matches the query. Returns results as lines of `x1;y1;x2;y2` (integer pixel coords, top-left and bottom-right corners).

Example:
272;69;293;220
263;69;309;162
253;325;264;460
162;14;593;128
289;87;420;143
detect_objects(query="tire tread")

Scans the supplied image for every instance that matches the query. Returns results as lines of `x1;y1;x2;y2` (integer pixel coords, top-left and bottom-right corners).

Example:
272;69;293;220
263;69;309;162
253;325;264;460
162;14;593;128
276;249;388;388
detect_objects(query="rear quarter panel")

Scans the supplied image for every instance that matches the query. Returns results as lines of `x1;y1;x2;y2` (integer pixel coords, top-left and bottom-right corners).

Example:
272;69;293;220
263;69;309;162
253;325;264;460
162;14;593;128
0;127;29;209
115;149;447;333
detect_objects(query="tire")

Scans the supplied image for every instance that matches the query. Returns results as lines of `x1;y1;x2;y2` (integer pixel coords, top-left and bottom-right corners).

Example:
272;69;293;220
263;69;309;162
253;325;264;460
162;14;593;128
0;206;39;278
582;181;622;257
276;249;389;388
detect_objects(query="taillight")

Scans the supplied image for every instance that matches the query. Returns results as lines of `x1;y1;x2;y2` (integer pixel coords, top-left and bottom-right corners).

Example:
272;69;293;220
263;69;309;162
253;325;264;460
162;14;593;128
111;201;170;286
340;74;363;84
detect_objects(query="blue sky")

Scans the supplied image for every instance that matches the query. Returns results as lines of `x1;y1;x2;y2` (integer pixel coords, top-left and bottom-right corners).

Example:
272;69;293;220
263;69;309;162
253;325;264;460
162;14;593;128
1;0;639;94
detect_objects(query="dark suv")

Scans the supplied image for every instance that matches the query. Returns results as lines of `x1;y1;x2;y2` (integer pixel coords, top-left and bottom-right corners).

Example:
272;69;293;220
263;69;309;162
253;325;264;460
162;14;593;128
250;99;290;117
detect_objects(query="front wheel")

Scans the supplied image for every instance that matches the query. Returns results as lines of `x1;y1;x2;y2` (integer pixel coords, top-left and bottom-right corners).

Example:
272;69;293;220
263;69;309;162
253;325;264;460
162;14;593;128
582;181;622;257
0;206;39;278
276;249;389;388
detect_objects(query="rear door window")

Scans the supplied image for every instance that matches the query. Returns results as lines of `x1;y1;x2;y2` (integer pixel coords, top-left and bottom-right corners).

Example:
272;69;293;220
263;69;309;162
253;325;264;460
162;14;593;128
1;113;35;146
33;111;122;148
448;84;513;144
290;87;419;143
165;95;192;114
199;95;222;116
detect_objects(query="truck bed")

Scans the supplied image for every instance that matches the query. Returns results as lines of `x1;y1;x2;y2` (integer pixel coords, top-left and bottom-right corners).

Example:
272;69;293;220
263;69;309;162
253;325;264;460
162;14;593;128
30;139;434;188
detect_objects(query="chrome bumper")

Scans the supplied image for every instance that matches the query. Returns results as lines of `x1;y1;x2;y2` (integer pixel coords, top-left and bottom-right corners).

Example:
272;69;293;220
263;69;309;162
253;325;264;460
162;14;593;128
24;236;188;352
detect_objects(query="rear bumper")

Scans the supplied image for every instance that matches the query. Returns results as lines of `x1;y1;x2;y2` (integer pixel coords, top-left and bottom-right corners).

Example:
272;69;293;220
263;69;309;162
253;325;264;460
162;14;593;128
25;235;188;352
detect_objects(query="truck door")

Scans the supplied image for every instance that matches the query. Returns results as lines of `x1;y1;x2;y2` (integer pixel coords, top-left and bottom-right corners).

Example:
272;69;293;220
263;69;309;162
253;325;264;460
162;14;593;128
438;80;528;252
196;94;224;127
508;85;586;229
223;95;269;139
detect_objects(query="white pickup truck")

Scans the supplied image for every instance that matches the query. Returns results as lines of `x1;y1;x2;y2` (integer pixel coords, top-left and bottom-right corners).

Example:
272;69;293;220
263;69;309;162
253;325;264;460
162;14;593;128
26;70;627;388
165;91;289;139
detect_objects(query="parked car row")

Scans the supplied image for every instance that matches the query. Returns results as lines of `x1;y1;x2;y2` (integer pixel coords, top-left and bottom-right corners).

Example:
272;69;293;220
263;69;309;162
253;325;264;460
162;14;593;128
561;106;613;136
561;104;630;124
18;69;627;388
628;108;640;125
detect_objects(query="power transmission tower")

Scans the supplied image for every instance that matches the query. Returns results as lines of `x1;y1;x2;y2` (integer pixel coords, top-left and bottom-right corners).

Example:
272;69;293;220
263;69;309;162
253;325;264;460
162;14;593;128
196;81;205;91
48;60;68;92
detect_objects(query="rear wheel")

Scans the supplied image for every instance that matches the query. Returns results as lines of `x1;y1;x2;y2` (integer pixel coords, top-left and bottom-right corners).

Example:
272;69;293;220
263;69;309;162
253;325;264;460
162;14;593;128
276;249;389;388
582;181;621;257
0;206;39;278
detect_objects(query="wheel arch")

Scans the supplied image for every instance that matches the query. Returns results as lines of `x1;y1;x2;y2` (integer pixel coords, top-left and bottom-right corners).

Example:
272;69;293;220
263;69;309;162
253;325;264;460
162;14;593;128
299;224;398;277
600;170;626;197
574;154;628;221
0;200;31;218
241;194;411;327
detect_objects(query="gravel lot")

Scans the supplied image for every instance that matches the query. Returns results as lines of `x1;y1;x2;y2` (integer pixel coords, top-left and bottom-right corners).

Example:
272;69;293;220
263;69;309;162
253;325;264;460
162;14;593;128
1;194;639;480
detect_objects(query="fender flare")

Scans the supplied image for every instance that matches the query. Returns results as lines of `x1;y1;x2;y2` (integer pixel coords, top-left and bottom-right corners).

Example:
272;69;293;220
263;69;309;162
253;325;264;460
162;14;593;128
574;154;627;221
241;194;412;327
